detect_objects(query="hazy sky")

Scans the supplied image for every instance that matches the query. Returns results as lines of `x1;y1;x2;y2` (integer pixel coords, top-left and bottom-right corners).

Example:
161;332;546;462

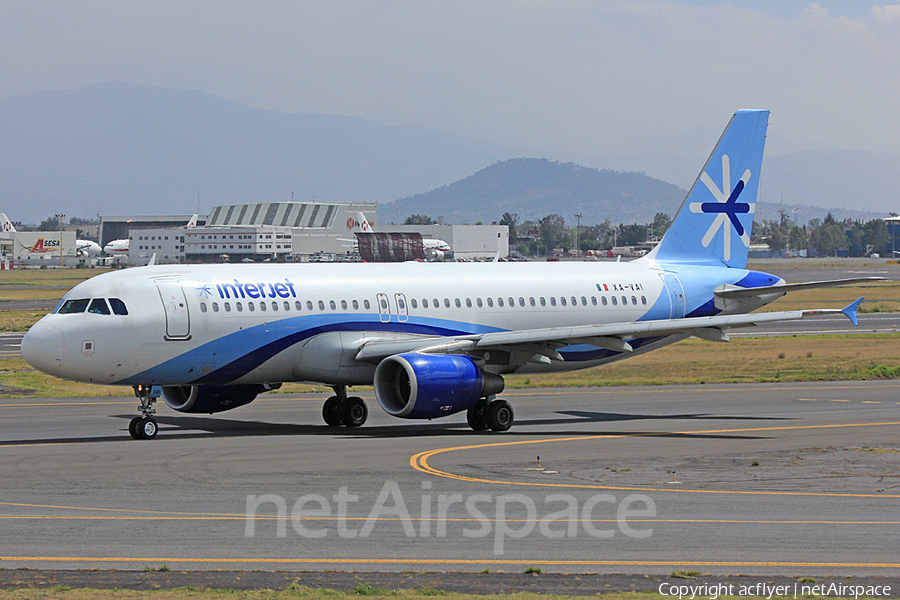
2;1;899;157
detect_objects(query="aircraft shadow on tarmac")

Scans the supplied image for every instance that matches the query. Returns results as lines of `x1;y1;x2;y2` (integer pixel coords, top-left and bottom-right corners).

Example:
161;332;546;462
1;410;790;446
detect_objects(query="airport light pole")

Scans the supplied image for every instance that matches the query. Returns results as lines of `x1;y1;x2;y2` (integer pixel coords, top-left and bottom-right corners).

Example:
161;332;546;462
574;213;582;257
55;213;65;267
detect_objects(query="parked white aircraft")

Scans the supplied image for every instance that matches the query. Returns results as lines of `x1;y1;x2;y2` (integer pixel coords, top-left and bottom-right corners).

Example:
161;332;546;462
77;240;102;257
103;239;129;255
22;110;874;440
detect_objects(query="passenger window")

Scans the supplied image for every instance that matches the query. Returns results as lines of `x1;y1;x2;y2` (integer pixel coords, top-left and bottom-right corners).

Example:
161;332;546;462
272;301;278;311
237;302;243;312
423;298;429;308
641;296;647;305
307;301;314;311
59;298;90;314
341;300;348;310
443;298;450;308
380;298;387;310
212;302;220;313
561;297;567;307
109;298;128;315
200;302;208;313
454;298;461;308
318;300;325;310
632;296;637;305
611;296;618;306
224;302;231;312
621;296;627;305
487;297;493;307
433;298;439;308
411;299;418;309
591;296;598;306
550;297;556;307
364;299;371;310
602;296;608;306
508;297;514;307
466;298;472;308
87;298;109;315
498;297;504;307
529;297;535;307
519;297;525;307
581;296;587;306
540;297;546;307
352;300;359;310
571;296;577;306
295;301;302;311
248;302;255;312
476;298;483;308
260;301;266;312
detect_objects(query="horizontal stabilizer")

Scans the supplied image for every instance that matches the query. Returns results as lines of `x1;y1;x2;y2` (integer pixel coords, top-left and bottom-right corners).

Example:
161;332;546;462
841;297;864;326
715;277;885;299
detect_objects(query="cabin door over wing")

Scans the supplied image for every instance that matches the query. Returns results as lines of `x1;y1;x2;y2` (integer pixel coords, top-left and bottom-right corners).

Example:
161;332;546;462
376;293;391;323
155;280;191;339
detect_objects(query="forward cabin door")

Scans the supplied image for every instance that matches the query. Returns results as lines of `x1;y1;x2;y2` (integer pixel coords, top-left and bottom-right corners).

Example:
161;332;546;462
155;279;191;339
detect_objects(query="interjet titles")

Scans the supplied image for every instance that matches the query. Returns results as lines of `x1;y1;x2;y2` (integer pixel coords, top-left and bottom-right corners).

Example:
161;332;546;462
215;278;296;300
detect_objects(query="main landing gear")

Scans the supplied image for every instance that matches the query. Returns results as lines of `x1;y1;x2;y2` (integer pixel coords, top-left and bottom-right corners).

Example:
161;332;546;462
322;385;368;428
466;396;514;432
130;384;161;440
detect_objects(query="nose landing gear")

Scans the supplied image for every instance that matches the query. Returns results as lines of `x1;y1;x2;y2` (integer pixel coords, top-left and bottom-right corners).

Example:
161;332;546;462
130;384;161;440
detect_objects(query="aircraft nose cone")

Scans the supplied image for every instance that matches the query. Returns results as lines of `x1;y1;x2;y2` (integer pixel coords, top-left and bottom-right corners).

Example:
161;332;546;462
22;320;66;376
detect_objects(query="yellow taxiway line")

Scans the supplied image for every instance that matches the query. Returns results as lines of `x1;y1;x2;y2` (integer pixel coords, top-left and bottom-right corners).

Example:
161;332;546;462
411;421;900;498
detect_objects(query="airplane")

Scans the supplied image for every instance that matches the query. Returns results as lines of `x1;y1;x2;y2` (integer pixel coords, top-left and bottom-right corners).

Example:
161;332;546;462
22;110;877;440
76;239;102;257
103;238;129;255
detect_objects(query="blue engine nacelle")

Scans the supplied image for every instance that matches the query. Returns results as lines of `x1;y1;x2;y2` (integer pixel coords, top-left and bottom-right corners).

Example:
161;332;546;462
374;353;505;419
161;384;262;414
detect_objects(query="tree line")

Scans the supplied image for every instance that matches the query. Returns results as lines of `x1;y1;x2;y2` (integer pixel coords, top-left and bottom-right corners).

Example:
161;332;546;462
406;211;897;258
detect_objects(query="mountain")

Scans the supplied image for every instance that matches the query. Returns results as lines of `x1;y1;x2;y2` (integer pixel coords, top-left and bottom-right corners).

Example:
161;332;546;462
0;82;509;222
380;158;688;225
380;158;889;226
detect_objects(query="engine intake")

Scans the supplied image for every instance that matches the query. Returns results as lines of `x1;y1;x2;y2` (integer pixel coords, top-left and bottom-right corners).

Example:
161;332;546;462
161;384;262;414
374;353;504;419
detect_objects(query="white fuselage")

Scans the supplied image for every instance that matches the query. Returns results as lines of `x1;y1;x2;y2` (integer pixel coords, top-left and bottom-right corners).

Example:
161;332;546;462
21;260;777;388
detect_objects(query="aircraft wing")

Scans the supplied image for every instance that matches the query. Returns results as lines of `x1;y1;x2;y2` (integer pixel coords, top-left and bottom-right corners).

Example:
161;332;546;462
355;298;864;363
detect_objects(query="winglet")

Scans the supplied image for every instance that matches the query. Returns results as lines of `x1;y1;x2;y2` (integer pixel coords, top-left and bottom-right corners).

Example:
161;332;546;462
841;297;864;326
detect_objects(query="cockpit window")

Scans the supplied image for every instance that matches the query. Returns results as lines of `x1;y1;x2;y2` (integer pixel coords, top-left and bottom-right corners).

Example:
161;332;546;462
109;298;128;315
58;298;90;314
88;298;111;315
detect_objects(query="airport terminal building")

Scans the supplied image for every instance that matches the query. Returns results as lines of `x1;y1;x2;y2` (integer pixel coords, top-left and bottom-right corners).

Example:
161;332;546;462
101;200;508;265
122;201;378;265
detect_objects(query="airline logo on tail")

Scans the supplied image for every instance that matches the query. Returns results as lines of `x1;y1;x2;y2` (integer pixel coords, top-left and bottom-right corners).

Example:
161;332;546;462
689;154;754;262
1;213;16;232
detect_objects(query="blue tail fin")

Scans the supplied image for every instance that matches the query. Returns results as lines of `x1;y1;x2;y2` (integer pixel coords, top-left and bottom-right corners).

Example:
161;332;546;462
648;109;769;268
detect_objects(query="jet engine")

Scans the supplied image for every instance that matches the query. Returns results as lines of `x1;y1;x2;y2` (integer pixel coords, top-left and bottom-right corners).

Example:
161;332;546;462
161;384;262;414
374;353;504;419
